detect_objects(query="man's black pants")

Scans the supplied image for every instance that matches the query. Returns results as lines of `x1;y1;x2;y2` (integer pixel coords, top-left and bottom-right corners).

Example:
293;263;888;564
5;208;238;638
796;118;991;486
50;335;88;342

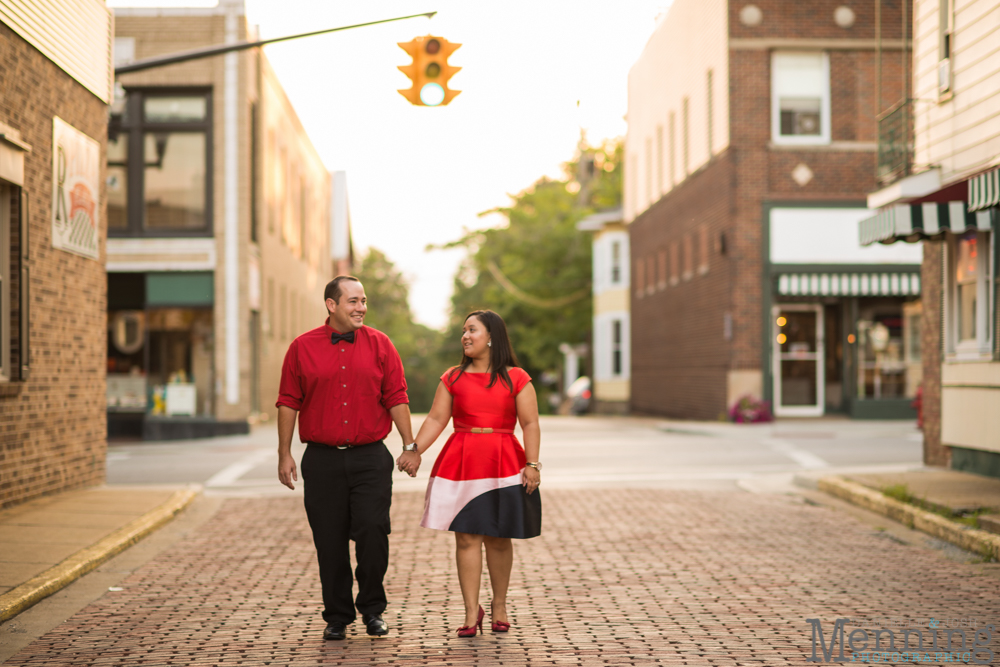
301;441;394;624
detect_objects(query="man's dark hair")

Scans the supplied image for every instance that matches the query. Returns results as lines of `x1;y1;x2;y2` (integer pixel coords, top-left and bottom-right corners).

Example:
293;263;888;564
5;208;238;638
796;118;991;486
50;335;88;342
324;275;361;304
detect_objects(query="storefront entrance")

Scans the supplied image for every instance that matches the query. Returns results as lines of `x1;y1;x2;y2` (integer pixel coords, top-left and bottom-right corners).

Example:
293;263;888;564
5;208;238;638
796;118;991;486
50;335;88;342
772;304;825;416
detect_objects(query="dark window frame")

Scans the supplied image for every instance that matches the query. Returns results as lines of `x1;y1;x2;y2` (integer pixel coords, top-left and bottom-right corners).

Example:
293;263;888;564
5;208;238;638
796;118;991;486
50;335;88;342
108;87;214;238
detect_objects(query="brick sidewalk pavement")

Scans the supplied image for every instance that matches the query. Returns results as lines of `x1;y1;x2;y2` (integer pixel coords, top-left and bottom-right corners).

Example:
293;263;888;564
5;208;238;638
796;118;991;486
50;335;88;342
5;489;999;666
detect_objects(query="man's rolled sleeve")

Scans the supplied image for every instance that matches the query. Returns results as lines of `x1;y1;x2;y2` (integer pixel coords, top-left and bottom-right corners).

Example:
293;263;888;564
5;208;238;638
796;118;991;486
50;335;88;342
276;340;304;411
380;342;409;409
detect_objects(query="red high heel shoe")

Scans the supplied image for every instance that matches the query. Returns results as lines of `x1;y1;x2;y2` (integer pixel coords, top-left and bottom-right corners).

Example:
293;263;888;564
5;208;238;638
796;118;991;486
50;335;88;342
490;600;510;632
457;605;484;637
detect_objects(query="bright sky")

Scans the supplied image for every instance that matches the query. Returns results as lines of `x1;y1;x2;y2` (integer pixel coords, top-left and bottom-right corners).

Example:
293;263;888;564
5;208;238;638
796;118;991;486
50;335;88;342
109;0;670;328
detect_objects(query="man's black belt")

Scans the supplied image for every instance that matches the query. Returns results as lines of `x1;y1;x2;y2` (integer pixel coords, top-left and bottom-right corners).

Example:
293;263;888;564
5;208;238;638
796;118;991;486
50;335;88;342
307;440;383;451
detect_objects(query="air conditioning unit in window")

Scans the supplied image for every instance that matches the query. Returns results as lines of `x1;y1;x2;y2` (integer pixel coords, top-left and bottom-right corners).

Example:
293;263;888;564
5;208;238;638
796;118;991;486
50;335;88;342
938;58;951;94
796;112;820;135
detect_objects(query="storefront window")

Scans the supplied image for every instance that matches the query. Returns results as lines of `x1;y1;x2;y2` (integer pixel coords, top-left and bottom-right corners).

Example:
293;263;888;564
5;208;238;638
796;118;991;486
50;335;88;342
956;234;979;342
147;309;213;417
947;231;994;358
856;300;920;400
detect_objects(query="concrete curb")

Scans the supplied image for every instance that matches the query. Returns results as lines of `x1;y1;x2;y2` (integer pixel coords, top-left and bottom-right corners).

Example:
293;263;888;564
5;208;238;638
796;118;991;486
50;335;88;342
816;476;1000;561
0;487;200;623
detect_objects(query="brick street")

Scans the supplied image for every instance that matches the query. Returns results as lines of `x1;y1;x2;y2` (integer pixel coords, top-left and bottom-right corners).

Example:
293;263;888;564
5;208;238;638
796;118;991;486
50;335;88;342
5;485;999;666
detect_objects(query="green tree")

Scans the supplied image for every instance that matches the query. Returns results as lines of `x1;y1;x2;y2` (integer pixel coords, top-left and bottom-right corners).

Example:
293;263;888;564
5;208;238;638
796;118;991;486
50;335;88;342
440;138;623;411
353;248;449;412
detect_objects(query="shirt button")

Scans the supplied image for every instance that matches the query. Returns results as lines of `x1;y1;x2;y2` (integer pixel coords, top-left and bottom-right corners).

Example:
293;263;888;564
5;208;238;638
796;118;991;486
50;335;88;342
343;402;347;406
344;420;348;424
343;384;346;388
342;366;345;369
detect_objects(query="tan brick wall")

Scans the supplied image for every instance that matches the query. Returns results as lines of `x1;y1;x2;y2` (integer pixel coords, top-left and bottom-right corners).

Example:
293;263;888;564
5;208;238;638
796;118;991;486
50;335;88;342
256;55;333;421
0;23;108;508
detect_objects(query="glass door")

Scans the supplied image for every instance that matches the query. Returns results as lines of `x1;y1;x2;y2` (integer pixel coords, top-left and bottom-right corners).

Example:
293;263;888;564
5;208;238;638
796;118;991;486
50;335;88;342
773;304;825;417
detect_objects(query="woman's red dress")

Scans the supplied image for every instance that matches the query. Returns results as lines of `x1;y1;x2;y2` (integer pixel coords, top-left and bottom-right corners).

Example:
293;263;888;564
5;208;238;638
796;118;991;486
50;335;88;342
420;367;542;538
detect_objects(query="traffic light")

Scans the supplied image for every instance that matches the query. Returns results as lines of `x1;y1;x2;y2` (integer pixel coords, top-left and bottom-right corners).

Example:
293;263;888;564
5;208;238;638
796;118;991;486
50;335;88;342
398;35;461;106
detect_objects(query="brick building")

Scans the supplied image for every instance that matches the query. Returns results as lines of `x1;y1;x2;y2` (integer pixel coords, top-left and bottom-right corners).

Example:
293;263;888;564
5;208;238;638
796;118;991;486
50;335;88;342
1;0;112;507
859;0;1000;475
109;0;349;438
625;0;924;420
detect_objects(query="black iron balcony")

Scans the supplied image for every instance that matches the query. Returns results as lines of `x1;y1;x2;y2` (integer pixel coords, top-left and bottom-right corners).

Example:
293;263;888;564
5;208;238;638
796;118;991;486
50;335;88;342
877;100;914;185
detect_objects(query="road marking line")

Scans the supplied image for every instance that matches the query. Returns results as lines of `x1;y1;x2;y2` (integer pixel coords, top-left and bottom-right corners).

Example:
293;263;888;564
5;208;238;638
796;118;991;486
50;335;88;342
205;449;274;488
763;438;829;469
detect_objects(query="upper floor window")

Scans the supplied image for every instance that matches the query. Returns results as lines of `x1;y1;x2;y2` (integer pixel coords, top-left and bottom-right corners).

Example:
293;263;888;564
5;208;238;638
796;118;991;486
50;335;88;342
108;89;212;236
772;52;830;145
938;0;954;94
611;240;622;284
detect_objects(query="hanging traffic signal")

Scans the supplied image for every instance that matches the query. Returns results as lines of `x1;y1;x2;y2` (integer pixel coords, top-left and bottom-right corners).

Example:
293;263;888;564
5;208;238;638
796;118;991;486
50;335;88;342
398;35;461;106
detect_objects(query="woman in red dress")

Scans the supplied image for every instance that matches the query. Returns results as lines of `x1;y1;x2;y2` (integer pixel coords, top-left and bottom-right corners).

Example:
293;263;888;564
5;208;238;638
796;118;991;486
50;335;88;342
396;310;542;637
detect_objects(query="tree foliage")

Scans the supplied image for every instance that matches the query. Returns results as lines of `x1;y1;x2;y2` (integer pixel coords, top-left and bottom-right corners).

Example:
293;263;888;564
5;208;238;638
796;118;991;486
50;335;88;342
353;248;449;412
441;138;623;411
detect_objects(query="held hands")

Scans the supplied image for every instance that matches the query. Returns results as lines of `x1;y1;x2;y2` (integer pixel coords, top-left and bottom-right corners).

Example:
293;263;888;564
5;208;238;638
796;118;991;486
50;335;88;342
278;454;298;490
522;466;540;495
396;451;421;477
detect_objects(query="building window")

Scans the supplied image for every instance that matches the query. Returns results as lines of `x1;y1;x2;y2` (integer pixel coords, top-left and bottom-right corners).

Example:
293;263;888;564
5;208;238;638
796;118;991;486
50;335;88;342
644;138;653;208
0;184;9;381
655;125;664;196
682;97;690;176
612;319;623;376
706;69;714;156
698;227;710;275
946;232;994;358
658;249;667;290
772;52;830;145
670;242;680;286
635;257;644;297
682;235;694;281
108;90;212;236
939;0;954;94
646;256;656;295
668;111;676;186
611;240;622;284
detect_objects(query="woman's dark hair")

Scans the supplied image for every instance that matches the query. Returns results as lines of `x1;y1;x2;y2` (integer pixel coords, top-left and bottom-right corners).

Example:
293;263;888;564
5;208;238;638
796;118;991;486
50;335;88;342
448;310;520;392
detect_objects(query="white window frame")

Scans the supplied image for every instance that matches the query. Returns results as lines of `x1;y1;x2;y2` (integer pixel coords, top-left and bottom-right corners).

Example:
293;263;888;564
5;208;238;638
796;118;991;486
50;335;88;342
0;183;10;382
771;51;831;146
944;231;994;361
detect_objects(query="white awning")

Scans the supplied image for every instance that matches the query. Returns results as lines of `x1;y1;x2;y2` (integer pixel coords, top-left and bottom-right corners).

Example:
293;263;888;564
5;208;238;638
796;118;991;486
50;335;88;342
776;271;920;297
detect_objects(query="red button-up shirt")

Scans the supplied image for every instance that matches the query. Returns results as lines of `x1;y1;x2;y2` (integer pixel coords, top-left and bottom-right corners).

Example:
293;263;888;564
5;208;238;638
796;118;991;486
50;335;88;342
276;321;409;446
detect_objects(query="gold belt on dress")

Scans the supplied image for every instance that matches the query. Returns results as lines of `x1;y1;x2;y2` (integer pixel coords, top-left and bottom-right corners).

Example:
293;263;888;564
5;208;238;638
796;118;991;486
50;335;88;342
453;427;515;434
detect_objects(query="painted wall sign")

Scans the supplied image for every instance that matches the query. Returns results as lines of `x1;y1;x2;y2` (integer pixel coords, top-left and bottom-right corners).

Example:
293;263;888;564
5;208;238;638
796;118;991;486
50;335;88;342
51;116;100;260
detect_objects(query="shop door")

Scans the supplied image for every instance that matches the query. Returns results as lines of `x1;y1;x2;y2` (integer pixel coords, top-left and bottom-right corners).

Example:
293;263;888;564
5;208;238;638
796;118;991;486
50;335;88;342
773;304;825;417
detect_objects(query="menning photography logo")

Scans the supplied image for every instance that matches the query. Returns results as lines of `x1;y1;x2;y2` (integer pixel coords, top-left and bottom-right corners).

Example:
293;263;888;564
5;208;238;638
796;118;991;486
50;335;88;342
806;617;996;664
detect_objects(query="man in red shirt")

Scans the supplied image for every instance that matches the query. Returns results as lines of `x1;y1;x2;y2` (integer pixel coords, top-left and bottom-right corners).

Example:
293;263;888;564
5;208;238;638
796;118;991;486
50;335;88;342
276;276;416;641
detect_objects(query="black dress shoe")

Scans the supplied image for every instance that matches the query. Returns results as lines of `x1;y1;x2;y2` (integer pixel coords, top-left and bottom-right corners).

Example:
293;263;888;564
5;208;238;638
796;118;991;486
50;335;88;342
323;622;347;640
362;613;388;636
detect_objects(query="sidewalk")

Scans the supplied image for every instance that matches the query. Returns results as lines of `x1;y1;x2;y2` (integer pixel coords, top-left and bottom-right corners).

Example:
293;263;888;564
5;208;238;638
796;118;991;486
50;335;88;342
796;467;1000;560
0;485;198;622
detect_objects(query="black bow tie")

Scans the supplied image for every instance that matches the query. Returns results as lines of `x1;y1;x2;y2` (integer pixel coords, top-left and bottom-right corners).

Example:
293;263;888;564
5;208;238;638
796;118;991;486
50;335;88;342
331;331;355;345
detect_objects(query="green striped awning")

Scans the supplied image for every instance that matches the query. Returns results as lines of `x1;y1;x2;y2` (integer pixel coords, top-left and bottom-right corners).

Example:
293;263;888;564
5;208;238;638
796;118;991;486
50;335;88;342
859;200;994;246
776;271;920;297
969;167;1000;212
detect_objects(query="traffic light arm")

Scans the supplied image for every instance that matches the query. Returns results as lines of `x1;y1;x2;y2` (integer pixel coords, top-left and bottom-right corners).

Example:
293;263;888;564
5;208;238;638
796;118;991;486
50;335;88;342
115;11;437;76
